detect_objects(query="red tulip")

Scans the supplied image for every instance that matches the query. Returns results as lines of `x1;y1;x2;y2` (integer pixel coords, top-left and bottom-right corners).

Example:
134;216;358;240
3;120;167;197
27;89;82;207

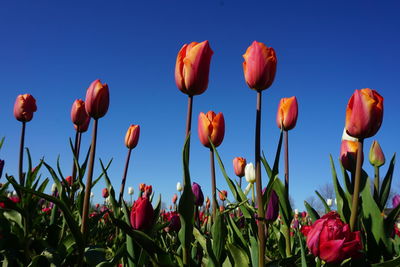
139;183;146;192
345;89;383;139
144;185;152;198
233;157;246;177
340;140;363;171
276;96;298;131
65;176;73;187
243;41;277;91
306;211;362;263
85;79;110;119
71;99;90;129
172;193;178;204
102;188;109;198
125;125;140;149
130;196;154;230
300;225;312;236
198;111;225;148
175;40;213;96
369;140;385;167
219;190;228;201
14;94;37;122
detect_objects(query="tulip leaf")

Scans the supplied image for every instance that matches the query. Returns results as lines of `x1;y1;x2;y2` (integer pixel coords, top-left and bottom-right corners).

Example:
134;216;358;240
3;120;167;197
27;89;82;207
226;243;250;267
371;256;400;267
226;212;248;251
212;212;227;264
193;228;218;266
122;200;136;267
315;190;331;213
379;153;396;209
384;202;400;236
100;158;119;217
339;162;354;195
272;177;292;227
297;231;308;267
3;210;23;230
304;201;320;222
330;155;351;223
43;162;70;205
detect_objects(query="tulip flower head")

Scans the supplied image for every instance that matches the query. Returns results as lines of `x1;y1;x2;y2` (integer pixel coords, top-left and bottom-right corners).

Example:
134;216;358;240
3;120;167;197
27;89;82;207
340;140;363;172
85;79;110;119
369;140;385;167
65;176;73;187
276;96;298;131
130;196;154;231
102;188;109;199
139;183;146;192
265;190;279;222
392;195;400;209
233;157;246;177
175;40;214;96
144;185;152;198
192;182;204;206
172;193;178;204
176;182;183;192
14;94;37;122
71;99;90;131
243;41;277;91
198;111;225;148
90;192;94;198
219;190;228;201
345;89;383;139
245;163;256;184
128;187;134;196
125;124;140;149
326;199;333;207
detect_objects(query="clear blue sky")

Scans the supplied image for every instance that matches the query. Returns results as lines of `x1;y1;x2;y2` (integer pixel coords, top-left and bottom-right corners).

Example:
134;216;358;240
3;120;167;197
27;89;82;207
1;1;399;210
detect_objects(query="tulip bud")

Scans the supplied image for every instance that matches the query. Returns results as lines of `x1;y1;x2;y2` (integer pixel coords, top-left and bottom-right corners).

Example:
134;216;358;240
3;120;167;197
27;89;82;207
369;140;385;167
130;196;154;230
340;140;363;171
392;195;400;209
265;190;279;222
198;111;225;148
65;176;73;187
326;199;333;207
243;41;277;91
276;96;298;131
139;183;146;192
14;94;37;122
245;163;256;184
90;192;94;198
175;40;213;96
128;187;134;195
144;185;152;198
102;188;109;198
192;182;204;206
172;193;178;204
71;99;90;130
176;182;183;192
125;125;140;149
219;190;228;201
233;157;246;177
345;89;383;139
85;79;110;119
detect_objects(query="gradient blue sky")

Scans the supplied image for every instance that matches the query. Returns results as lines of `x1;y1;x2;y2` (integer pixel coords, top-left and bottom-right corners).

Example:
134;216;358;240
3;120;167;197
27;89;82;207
1;1;399;210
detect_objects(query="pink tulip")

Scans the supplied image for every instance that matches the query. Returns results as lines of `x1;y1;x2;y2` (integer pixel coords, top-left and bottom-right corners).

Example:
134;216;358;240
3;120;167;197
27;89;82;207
14;94;37;122
85;79;110;119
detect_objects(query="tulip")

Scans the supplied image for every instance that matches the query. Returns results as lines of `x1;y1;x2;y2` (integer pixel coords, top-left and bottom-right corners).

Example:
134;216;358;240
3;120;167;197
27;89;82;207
85;79;110;119
90;192;94;198
276;96;298;131
219;206;225;212
233;157;246;177
71;99;90;128
219;190;228;201
176;182;183;192
65;176;73;187
14;94;37;122
340;140;363;172
265;190;279;222
326;198;333;207
144;185;152;198
205;196;210;210
300;225;312;236
345;89;383;139
243;41;277;91
306;211;362;263
369;140;385;167
128;187;134;195
245;163;256;184
198;111;225;148
102;188;109;198
172;193;178;204
192;182;204;206
139;183;146;192
130;196;154;230
392;195;400;209
175;40;213;96
74;116;90;133
125;124;140;149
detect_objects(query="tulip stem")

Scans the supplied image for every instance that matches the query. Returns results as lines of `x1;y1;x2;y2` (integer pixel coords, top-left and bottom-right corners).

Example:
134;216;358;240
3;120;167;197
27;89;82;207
349;139;364;231
239;176;242;188
255;91;265;266
118;148;132;205
81;119;98;239
18;121;26;187
284;130;289;199
70;131;81;203
210;148;217;220
185;95;193;163
251;184;255;206
373;166;380;203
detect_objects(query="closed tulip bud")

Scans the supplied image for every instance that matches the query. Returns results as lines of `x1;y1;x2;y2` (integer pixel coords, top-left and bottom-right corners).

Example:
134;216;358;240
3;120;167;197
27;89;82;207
326;199;333;207
65;176;73;187
198;111;225;148
139;183;146;192
14;94;37;122
102;188;109;198
85;79;110;119
176;182;183;192
175;40;213;96
245;163;256;184
233;157;246;177
128;187;134;195
276;96;298;131
90;192;94;198
172;193;178;204
130;196;154;230
125;125;140;149
243;41;277;91
340;140;363;171
345;89;383;139
192;182;204;206
74;115;90;133
219;190;228;201
369;140;385;167
144;185;152;198
392;195;400;209
71;99;90;128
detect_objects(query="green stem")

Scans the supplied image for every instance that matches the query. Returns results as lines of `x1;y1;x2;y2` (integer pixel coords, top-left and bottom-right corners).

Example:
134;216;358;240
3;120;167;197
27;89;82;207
373;165;380;203
118;148;132;205
210;148;217;220
185;95;193;164
251;184;255;206
349;139;364;231
19;122;26;188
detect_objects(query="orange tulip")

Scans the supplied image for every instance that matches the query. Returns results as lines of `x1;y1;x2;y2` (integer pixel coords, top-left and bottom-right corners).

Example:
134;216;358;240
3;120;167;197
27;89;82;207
71;99;90;130
233;157;246;177
219;190;228;201
198;111;225;148
175;40;213;96
345;89;383;139
125;125;140;149
243;41;277;91
14;94;37;122
340;140;363;171
276;96;298;131
85;79;110;119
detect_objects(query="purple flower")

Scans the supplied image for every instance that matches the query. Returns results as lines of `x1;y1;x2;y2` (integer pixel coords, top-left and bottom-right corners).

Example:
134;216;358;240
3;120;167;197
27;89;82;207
392;195;400;209
192;182;204;206
265;190;279;222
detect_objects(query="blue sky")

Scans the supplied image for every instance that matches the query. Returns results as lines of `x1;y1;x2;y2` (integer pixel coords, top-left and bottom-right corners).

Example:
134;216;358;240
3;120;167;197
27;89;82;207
1;1;399;210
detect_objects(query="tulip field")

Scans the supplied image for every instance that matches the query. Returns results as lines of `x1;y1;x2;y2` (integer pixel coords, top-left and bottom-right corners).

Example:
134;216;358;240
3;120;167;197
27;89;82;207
1;40;399;267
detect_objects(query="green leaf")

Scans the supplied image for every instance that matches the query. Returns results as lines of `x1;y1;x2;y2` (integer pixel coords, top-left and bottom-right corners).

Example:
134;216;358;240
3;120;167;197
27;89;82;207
122;201;136;267
315;190;331;213
379;153;396;209
100;158;118;217
330;155;351;223
193;228;217;266
297;231;308;267
226;212;248;251
340;162;353;195
304;201;320;222
226;243;250;266
212;212;227;264
371;256;400;267
3;210;23;229
272;177;292;227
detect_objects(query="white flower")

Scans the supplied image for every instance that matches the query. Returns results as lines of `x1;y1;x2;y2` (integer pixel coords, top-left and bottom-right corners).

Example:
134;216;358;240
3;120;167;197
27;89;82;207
294;209;299;215
90;192;94;198
176;182;183;192
7;192;12;198
12;191;17;196
51;183;57;193
128;187;134;195
342;127;357;142
397;223;400;229
245;163;256;184
326;198;333;206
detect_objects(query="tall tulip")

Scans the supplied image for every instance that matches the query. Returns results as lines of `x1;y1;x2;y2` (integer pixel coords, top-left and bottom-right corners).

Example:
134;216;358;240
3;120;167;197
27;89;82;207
243;40;278;264
14;94;37;189
233;157;246;187
71;99;90;128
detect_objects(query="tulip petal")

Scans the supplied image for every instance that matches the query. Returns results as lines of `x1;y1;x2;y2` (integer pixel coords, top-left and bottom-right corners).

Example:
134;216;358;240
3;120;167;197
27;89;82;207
319;239;345;263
